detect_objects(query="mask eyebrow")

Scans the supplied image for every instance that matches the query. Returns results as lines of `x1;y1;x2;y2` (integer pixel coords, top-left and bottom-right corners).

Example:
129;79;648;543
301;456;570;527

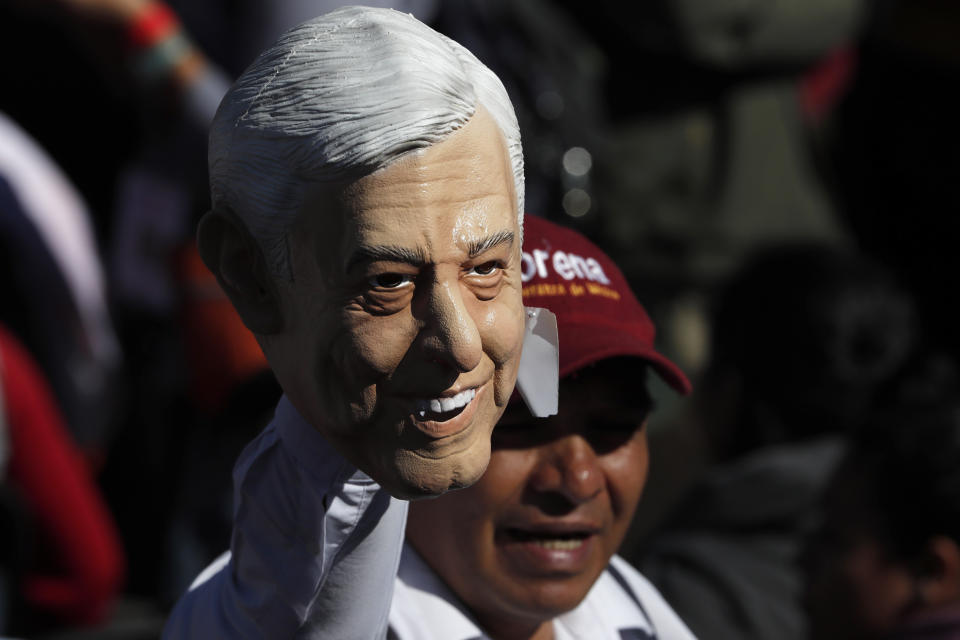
467;230;514;259
345;245;428;273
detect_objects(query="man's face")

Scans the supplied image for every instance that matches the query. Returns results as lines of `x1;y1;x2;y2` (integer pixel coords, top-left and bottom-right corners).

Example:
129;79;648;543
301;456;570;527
406;360;651;637
265;107;525;498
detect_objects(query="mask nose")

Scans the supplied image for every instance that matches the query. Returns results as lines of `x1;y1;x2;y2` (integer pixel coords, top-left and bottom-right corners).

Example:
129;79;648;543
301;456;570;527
417;277;483;373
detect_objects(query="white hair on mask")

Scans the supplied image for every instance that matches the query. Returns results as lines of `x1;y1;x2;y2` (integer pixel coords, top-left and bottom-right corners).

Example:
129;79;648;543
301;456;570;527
209;6;524;279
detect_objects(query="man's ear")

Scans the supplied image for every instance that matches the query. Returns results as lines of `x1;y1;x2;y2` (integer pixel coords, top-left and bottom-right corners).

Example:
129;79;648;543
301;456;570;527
914;535;960;607
197;208;284;335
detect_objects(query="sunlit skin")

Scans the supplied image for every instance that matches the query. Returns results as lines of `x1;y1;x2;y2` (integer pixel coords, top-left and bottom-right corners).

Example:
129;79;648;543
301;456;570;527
262;107;525;499
407;360;652;640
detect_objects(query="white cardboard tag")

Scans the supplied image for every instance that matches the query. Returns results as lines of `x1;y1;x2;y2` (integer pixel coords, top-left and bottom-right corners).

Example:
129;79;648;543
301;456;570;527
515;306;559;417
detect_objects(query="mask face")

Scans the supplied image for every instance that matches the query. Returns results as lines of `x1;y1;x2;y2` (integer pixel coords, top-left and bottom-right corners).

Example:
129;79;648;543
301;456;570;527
267;107;525;498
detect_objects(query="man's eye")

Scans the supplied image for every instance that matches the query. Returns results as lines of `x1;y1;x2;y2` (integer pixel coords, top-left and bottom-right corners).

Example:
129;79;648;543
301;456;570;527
369;273;414;289
469;261;501;276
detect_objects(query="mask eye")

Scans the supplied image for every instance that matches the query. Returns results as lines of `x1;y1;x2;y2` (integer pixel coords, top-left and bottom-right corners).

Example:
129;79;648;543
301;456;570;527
369;273;414;289
469;261;501;276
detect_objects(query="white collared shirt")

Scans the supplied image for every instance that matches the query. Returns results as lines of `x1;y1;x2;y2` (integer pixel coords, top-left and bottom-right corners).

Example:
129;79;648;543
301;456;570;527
389;545;697;640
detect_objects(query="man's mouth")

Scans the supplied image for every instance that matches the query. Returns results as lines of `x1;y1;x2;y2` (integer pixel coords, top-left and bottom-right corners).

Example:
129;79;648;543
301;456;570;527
414;387;477;422
503;527;592;551
495;523;600;573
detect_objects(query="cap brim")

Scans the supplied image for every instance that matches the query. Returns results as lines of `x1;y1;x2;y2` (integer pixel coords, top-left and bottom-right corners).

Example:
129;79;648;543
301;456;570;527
557;323;692;395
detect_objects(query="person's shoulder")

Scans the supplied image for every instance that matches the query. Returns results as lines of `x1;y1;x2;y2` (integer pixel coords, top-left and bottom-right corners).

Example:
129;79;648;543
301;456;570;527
607;555;699;639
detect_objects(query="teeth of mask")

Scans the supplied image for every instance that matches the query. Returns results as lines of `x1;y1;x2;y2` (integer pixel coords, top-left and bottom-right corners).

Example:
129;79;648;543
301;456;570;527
416;389;476;417
460;388;476;406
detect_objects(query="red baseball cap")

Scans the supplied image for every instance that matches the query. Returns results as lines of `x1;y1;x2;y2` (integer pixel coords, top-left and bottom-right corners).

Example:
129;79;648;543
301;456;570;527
521;216;691;395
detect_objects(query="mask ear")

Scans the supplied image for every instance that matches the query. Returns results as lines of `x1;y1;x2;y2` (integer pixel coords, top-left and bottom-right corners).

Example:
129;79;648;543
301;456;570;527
197;208;284;335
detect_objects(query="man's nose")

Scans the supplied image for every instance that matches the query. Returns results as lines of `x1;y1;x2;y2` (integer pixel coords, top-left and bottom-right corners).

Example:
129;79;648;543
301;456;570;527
418;278;483;372
529;436;604;505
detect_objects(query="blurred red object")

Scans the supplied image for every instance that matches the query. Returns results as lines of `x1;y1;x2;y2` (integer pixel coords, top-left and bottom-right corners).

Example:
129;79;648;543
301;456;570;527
0;324;125;626
175;244;269;413
800;45;858;123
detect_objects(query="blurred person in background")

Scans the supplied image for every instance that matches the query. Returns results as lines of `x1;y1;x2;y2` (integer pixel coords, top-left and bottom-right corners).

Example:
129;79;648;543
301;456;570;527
391;215;696;639
806;357;960;640
0;111;122;457
0;109;129;634
0;324;124;636
636;245;919;640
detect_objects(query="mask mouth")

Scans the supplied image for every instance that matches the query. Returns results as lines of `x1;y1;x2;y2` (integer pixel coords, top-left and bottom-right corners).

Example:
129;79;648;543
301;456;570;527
413;387;477;421
408;385;484;439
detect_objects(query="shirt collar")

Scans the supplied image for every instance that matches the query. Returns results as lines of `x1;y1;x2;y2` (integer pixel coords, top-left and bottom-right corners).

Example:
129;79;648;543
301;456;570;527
396;545;656;640
557;560;656;638
396;543;487;640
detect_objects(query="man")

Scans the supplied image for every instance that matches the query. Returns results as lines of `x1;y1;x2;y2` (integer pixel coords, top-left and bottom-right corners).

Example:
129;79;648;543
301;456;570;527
806;363;960;640
164;7;530;638
639;246;916;640
390;216;697;639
